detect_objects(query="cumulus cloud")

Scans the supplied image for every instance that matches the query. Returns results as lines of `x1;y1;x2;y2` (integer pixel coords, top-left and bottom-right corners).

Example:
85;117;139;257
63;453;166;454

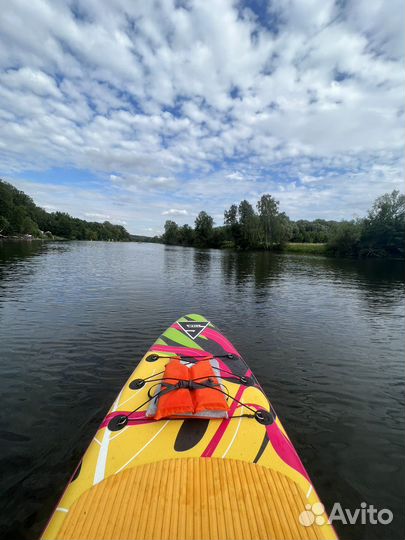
162;208;188;216
0;0;403;232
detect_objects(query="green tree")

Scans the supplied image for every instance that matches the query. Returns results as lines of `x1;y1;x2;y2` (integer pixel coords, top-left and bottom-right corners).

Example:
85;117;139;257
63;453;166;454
194;211;214;247
20;216;40;235
224;204;238;226
289;219;337;243
224;204;240;246
211;226;228;248
178;224;194;246
162;220;180;245
13;206;27;234
360;190;405;257
0;179;131;240
238;200;259;249
257;194;291;248
257;195;278;248
327;221;362;257
0;182;13;221
0;216;9;234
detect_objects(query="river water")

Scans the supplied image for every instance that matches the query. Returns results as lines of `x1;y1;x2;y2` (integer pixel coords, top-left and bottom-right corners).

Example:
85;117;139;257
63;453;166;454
0;241;403;539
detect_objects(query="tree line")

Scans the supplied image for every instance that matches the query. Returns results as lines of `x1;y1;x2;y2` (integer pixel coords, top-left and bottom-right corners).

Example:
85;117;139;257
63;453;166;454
162;191;405;258
0;179;131;241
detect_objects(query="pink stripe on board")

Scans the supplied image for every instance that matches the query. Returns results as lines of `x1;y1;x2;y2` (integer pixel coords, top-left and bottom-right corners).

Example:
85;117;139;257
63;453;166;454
171;323;184;331
202;385;246;457
100;411;155;429
266;423;310;481
150;345;211;358
202;327;240;356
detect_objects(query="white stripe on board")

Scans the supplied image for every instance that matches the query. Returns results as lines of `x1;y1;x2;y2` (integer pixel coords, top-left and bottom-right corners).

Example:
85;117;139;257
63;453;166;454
93;387;124;485
221;404;243;458
111;387;124;412
94;427;112;484
306;485;313;498
56;507;68;513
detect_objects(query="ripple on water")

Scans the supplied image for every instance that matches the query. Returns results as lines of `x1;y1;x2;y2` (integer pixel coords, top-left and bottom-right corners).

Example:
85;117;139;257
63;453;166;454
0;242;404;540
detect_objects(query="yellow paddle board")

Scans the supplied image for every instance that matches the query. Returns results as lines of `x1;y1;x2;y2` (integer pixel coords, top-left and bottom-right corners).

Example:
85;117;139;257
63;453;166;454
42;314;337;540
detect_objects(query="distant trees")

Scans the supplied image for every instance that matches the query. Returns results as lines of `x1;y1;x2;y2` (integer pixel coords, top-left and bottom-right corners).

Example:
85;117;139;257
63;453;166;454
162;220;179;245
327;220;362;257
162;194;296;251
178;224;194;246
194;211;214;247
237;200;259;249
361;190;404;257
257;194;291;248
161;190;405;259
290;219;337;243
0;179;131;241
326;191;405;258
222;197;291;250
224;203;240;246
0;216;10;234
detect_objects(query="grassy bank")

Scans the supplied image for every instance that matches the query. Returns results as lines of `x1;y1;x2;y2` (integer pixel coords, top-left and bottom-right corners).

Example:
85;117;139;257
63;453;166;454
284;242;327;255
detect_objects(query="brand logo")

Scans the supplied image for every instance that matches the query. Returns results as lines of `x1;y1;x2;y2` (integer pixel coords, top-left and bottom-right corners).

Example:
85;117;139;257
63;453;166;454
299;503;326;527
299;502;393;527
178;321;209;340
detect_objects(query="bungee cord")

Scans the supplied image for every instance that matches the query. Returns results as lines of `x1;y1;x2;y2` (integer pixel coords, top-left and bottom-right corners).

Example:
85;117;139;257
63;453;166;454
110;371;270;431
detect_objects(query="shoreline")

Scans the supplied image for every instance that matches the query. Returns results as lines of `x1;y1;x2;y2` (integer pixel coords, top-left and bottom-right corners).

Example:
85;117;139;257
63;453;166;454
1;237;402;260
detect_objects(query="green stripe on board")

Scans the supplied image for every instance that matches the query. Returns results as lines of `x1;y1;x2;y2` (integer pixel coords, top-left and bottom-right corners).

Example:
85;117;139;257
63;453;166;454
154;338;167;346
163;327;203;349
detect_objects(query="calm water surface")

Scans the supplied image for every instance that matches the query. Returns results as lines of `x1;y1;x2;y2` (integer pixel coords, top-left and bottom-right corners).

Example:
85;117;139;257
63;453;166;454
0;241;404;539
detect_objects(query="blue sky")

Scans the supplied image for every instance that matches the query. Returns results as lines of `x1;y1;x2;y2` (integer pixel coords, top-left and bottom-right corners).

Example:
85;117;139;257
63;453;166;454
0;0;403;234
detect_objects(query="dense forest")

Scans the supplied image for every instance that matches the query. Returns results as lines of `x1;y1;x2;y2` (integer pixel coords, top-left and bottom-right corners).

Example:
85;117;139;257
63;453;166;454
163;191;405;258
0;179;131;241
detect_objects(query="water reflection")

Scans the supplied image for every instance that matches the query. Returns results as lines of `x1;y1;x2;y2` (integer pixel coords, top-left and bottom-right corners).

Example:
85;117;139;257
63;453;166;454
221;250;253;287
193;249;212;282
221;250;285;292
0;239;45;261
284;254;404;310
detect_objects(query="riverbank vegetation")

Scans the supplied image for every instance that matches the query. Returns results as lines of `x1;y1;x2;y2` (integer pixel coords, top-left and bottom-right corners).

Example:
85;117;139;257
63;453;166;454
284;243;327;255
163;191;405;258
0;179;131;241
2;179;403;257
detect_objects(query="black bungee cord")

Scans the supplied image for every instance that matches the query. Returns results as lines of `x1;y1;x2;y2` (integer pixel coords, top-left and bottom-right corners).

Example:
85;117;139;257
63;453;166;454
109;373;271;432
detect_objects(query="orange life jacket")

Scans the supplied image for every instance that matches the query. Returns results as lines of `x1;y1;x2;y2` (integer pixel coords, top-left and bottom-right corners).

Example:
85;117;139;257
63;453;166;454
154;359;194;420
154;359;229;420
191;361;229;414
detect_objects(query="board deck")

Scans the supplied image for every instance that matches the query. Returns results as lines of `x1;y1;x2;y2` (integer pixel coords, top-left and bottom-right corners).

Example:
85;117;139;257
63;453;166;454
42;314;337;540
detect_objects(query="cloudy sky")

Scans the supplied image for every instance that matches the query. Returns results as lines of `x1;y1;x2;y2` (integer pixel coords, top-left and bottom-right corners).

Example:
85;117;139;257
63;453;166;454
0;0;403;234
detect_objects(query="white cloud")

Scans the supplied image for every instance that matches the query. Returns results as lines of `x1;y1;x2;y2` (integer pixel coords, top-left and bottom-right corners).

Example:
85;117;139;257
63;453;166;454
226;171;245;181
0;67;61;97
0;0;403;230
162;208;188;216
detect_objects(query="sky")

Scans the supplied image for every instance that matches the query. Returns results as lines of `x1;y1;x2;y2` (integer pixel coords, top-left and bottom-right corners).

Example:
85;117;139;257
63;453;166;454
0;0;403;235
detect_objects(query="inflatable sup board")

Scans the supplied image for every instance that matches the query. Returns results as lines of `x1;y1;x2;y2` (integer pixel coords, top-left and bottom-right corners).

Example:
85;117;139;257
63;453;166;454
42;314;337;539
